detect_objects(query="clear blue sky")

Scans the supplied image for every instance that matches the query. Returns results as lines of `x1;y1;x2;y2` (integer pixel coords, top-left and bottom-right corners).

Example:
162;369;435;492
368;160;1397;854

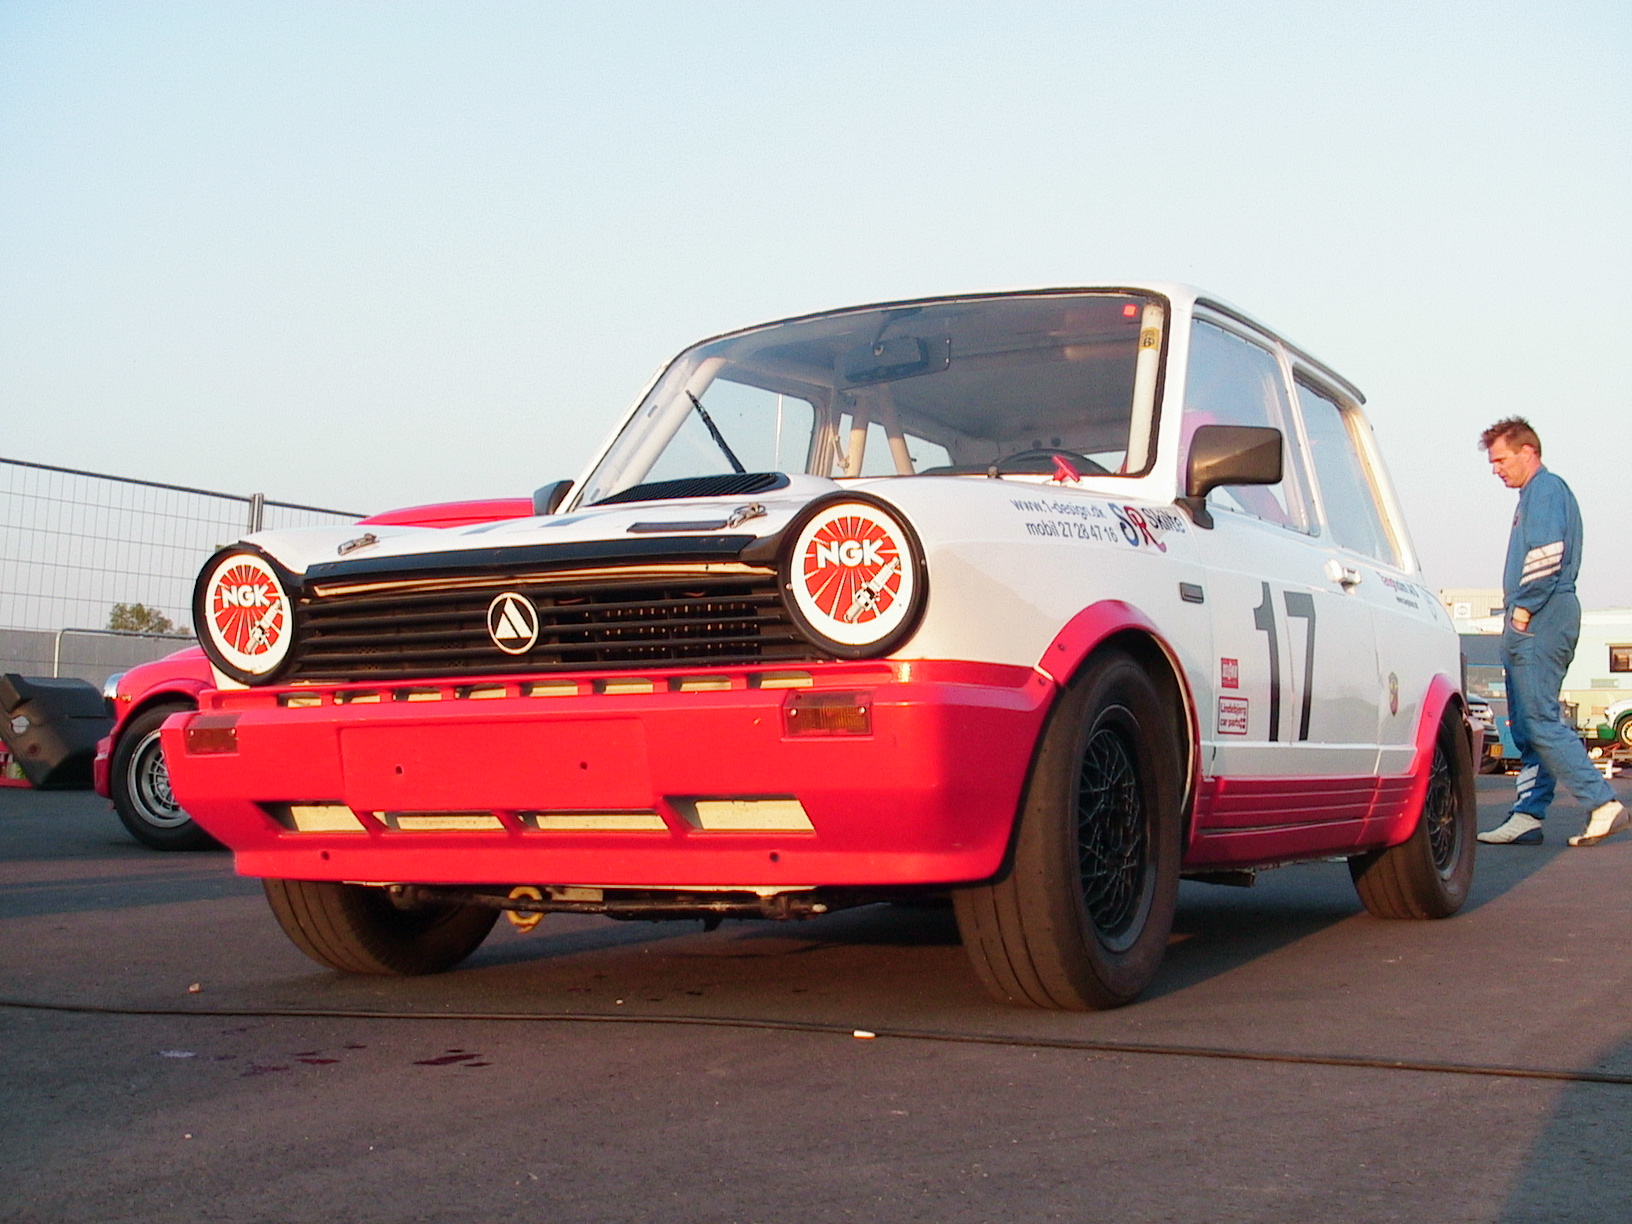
3;1;1629;606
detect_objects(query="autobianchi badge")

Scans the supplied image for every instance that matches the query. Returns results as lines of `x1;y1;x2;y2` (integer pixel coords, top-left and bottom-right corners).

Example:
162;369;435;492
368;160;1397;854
487;592;540;654
203;551;293;676
789;501;917;648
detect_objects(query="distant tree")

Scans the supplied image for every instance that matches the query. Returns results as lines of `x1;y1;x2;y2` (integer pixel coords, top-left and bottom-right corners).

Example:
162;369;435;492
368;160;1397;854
108;602;176;634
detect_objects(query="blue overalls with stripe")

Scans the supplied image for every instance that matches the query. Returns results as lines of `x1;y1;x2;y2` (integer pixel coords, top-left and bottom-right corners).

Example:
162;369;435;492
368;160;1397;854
1502;467;1615;817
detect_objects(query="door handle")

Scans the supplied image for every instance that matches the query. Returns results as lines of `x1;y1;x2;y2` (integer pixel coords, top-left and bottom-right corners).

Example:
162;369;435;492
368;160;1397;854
1325;558;1362;588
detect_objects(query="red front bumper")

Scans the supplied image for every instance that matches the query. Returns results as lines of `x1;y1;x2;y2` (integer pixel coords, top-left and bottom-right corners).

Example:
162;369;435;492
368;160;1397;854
163;660;1055;889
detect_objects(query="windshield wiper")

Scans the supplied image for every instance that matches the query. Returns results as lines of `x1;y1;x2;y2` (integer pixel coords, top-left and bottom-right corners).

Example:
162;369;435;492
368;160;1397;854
686;391;747;474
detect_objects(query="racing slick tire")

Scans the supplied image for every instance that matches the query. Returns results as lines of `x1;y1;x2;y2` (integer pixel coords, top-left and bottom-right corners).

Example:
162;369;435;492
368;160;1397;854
953;649;1182;1010
109;701;217;851
264;879;499;975
1347;707;1476;920
1616;714;1632;750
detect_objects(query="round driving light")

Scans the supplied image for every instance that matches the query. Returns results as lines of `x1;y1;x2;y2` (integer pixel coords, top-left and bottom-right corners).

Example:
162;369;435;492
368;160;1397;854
782;496;925;657
196;548;296;682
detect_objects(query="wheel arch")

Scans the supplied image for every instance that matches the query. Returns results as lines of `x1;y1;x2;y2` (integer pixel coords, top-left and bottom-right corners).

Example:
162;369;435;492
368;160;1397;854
1034;601;1201;837
118;684;205;738
1371;673;1465;850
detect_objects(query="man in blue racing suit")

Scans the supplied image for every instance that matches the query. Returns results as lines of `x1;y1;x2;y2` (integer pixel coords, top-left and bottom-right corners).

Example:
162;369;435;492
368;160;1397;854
1476;417;1626;846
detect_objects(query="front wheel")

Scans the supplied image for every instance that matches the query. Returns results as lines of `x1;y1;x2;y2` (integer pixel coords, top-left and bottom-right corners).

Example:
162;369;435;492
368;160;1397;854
1616;714;1632;750
264;879;499;975
1348;707;1476;919
954;650;1182;1009
110;702;216;851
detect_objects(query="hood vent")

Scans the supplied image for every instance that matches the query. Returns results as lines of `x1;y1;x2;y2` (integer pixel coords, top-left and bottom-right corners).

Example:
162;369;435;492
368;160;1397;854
592;472;788;506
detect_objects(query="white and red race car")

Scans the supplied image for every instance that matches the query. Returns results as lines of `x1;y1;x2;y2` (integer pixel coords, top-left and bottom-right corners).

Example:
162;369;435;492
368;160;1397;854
165;285;1476;1009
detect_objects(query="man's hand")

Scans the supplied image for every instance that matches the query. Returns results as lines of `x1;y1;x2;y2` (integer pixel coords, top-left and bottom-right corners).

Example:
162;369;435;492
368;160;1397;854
1512;607;1532;631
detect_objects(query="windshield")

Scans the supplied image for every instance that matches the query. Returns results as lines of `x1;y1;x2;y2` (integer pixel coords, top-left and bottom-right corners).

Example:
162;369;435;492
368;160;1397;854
579;292;1166;505
1465;664;1506;701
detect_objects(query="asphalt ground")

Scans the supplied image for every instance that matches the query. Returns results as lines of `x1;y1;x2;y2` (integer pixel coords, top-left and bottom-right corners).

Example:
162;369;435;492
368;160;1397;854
3;775;1630;1224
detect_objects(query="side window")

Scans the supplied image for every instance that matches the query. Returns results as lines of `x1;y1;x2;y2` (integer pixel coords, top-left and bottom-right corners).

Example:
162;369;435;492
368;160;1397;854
1294;378;1399;566
1182;320;1309;530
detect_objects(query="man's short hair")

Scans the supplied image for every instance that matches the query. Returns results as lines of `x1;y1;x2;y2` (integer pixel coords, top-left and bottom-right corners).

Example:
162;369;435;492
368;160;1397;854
1479;416;1542;457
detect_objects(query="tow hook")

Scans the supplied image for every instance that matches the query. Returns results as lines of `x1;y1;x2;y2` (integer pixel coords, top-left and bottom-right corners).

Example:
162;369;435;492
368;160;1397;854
506;885;545;932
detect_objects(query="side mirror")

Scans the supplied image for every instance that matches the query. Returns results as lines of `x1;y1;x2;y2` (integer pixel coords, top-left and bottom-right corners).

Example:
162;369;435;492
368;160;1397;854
1178;424;1282;529
532;480;573;516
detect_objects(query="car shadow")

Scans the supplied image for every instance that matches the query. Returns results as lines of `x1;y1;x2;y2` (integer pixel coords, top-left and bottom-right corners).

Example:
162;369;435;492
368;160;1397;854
458;777;1590;1005
1458;774;1628;912
1496;1035;1632;1222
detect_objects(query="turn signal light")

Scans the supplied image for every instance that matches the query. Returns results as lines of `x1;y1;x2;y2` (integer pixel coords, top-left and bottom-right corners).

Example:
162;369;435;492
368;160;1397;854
783;691;872;737
185;714;240;755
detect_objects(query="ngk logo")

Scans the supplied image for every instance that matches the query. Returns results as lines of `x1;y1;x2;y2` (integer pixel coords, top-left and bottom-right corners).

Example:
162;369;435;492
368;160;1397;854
218;584;272;608
814;538;885;568
206;555;289;667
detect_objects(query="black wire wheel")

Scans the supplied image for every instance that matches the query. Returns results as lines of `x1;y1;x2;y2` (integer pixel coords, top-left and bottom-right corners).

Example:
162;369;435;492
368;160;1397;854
109;701;216;851
1422;745;1459;873
1076;720;1151;951
1348;705;1476;920
264;879;499;975
954;648;1183;1009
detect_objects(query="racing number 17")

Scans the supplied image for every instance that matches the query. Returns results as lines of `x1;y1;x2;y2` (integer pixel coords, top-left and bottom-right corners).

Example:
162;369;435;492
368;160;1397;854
1252;582;1316;742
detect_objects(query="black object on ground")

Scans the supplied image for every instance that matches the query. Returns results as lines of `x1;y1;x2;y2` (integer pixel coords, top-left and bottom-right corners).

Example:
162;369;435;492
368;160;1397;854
0;674;112;789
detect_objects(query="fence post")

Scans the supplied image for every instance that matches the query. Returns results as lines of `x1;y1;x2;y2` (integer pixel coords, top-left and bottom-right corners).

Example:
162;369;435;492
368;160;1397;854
248;493;265;533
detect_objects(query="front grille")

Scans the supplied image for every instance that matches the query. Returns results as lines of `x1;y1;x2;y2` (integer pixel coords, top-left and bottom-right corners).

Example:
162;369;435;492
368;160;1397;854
287;567;818;682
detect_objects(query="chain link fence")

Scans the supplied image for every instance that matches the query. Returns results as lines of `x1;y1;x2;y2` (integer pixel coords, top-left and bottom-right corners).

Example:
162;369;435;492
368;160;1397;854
1;456;360;684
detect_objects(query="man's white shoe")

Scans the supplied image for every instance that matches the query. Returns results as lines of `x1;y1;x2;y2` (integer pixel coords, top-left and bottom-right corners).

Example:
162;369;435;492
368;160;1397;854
1477;813;1544;845
1569;800;1629;847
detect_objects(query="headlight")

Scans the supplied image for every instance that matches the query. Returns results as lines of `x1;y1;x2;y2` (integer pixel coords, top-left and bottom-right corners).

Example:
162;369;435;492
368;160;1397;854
781;495;926;658
194;546;297;684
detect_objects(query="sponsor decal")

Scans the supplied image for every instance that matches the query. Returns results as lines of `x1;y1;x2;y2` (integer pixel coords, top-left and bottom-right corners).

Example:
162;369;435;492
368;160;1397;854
1112;504;1186;552
205;552;290;673
1217;696;1250;736
488;592;541;655
1378;574;1421;610
789;501;917;648
1220;657;1239;690
1007;496;1187;549
1388;672;1400;717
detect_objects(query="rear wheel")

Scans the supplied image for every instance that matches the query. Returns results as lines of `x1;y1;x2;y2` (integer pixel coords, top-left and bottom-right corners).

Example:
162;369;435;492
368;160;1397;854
954;650;1182;1009
264;879;498;975
110;702;216;851
1616;714;1632;750
1348;707;1476;919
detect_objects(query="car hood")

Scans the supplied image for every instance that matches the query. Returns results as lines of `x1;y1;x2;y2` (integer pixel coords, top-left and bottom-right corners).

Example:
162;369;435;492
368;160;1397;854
238;471;1187;581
